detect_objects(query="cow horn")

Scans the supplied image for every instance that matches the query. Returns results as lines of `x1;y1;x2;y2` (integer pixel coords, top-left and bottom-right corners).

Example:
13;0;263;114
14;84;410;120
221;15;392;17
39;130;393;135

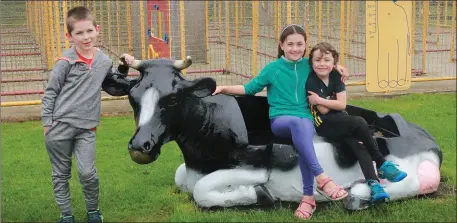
173;56;192;70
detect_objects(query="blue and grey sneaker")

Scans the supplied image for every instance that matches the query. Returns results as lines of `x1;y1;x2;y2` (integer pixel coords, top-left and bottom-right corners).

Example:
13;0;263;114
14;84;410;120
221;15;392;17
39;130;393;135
367;179;390;202
87;210;103;223
377;161;407;182
57;215;75;223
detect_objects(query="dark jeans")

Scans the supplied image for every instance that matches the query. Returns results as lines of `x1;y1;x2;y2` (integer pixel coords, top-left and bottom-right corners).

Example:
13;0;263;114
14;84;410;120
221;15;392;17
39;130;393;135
316;114;386;181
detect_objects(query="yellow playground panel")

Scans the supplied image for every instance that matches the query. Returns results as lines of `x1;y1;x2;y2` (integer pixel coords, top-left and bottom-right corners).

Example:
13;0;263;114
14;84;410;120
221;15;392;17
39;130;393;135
365;1;413;93
0;1;456;106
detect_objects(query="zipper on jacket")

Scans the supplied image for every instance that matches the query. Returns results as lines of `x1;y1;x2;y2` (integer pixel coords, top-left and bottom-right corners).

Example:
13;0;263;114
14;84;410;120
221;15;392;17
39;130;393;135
295;63;298;102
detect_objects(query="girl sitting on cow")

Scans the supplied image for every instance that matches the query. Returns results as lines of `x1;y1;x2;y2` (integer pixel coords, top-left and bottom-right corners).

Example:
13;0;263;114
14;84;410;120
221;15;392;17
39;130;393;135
306;42;408;203
212;24;349;220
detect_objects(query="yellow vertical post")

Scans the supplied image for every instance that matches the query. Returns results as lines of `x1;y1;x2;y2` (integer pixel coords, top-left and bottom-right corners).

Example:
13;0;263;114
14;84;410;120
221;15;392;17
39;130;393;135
273;1;277;35
318;1;322;41
158;9;163;39
140;1;146;60
126;0;133;54
422;1;428;73
206;1;210;63
451;1;456;62
314;1;317;30
219;1;222;41
29;2;33;32
225;1;230;69
295;1;299;24
345;1;351;59
444;1;448;30
286;1;291;24
305;1;310;56
34;2;39;46
26;2;29;31
98;1;104;44
48;1;56;65
352;2;358;40
327;1;330;35
43;2;51;69
411;1;416;55
213;0;216;26
436;1;441;45
54;1;62;57
277;1;282;39
63;1;70;49
339;1;345;65
37;2;41;52
235;1;239;48
93;0;96;17
42;1;46;51
116;1;121;54
252;1;259;76
107;2;112;51
30;2;33;32
179;1;186;74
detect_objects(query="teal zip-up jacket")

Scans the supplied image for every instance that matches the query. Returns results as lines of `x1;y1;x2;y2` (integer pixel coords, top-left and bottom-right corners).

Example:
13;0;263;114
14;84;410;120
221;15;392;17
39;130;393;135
243;56;313;120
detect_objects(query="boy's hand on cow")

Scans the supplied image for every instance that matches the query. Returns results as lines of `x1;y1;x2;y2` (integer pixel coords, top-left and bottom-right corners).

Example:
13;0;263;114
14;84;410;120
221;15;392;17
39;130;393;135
212;86;225;95
335;64;349;83
307;91;322;105
43;127;49;136
120;53;135;65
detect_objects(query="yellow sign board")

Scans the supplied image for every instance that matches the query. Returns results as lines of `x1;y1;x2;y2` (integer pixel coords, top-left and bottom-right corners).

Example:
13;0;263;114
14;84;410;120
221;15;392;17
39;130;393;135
366;1;412;92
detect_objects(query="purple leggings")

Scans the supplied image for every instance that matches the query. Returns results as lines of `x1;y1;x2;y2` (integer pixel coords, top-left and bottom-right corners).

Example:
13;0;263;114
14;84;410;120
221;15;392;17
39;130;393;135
270;116;324;196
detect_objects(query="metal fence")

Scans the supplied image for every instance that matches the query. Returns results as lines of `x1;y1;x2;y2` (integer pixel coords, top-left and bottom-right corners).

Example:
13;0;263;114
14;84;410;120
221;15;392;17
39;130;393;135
1;1;456;106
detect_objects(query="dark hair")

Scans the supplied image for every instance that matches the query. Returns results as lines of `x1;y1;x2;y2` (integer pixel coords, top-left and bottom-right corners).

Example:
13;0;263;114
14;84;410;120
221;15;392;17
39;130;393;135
66;6;97;35
309;42;339;65
277;24;307;58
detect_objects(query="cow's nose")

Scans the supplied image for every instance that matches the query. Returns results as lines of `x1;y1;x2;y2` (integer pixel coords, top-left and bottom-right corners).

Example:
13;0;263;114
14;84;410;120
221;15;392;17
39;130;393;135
129;135;152;153
128;135;140;150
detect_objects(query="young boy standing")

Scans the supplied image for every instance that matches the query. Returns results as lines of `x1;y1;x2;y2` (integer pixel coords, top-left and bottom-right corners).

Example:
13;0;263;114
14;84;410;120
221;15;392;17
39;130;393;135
41;6;135;223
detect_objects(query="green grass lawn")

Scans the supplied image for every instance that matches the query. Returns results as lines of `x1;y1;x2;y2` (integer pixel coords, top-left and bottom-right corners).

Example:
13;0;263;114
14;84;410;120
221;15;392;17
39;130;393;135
2;93;456;222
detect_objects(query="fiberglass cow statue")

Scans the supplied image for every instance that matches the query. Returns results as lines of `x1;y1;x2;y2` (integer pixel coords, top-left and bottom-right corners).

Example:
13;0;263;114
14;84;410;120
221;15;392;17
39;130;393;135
106;56;442;210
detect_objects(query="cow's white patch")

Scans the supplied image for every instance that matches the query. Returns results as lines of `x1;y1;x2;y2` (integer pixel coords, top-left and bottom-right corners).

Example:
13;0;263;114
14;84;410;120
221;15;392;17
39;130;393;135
138;87;159;126
191;166;268;207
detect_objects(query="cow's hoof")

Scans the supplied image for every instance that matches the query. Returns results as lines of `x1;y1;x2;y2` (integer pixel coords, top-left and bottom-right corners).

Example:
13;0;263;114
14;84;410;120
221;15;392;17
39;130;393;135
343;194;372;211
254;184;275;206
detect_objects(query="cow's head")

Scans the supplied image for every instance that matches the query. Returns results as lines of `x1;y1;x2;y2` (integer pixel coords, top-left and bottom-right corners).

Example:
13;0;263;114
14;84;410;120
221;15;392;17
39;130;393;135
125;56;216;164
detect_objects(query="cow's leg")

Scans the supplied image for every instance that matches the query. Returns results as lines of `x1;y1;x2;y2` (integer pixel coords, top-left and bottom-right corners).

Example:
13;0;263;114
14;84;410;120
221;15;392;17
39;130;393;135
193;168;270;208
175;163;189;192
175;163;205;193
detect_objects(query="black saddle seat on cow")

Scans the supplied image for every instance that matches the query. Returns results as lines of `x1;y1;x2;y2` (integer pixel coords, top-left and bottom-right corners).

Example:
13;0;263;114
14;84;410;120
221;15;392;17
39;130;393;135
234;95;298;170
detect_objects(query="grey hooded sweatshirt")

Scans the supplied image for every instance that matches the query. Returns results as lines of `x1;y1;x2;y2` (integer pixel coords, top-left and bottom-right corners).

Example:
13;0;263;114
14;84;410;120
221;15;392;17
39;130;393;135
41;46;127;129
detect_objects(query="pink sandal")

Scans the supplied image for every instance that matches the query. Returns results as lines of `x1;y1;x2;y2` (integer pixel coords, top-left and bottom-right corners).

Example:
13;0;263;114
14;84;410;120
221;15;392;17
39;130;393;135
294;196;316;220
316;177;348;201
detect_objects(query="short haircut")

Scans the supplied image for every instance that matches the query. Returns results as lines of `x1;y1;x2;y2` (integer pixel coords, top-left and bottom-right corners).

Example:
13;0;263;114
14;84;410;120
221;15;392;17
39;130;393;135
309;42;339;65
66;6;97;34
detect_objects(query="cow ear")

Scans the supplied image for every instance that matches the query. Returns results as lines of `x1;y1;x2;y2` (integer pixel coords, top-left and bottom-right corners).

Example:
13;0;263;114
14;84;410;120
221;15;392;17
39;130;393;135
183;78;216;98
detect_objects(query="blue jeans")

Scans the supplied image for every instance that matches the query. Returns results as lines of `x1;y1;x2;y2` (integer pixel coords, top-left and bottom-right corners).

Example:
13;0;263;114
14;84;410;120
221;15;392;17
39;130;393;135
271;116;324;196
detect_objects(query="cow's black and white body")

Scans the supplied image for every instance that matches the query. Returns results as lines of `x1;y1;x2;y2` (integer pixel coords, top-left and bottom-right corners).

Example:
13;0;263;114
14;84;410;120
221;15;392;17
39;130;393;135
109;56;442;210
